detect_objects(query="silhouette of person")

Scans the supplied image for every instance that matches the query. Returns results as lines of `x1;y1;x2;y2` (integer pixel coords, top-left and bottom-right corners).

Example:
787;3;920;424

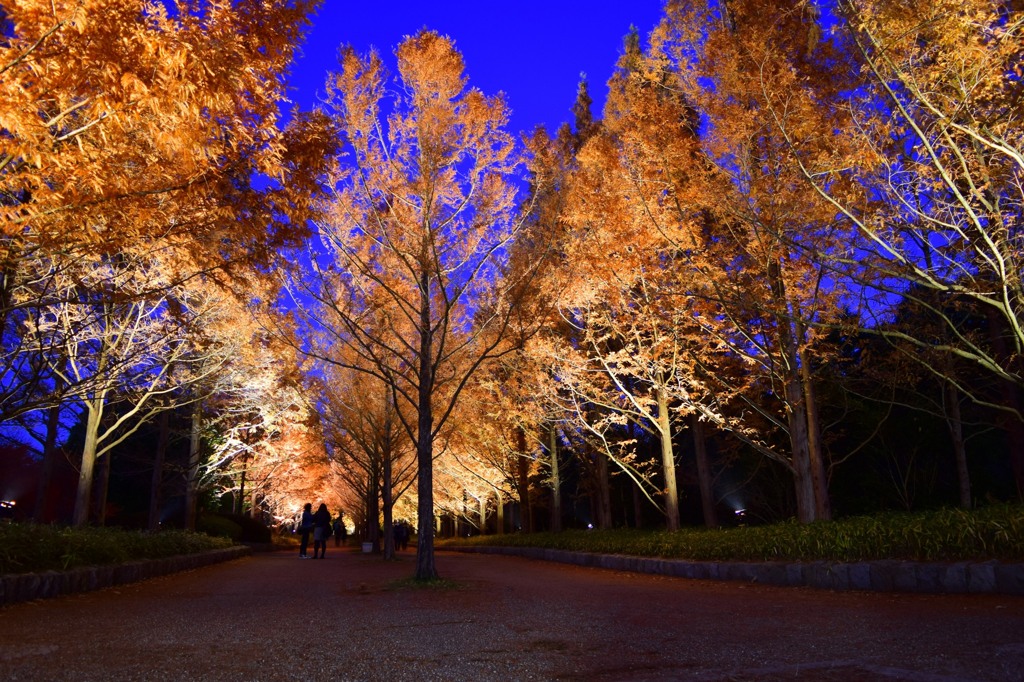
397;521;410;551
312;503;331;559
298;503;313;559
333;514;344;547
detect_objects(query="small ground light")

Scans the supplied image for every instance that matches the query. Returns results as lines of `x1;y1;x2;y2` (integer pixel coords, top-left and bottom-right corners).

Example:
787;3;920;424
734;508;746;518
587;523;594;529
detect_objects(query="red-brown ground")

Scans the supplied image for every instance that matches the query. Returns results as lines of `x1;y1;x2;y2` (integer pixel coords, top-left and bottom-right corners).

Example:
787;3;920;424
1;547;1022;681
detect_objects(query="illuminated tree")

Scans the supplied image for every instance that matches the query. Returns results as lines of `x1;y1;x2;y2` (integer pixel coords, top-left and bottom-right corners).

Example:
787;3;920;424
633;0;867;521
1;0;323;256
1;0;334;525
294;31;535;579
768;0;1024;493
316;360;416;557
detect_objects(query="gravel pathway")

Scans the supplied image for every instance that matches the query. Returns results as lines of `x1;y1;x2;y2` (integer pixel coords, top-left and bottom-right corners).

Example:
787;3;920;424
1;548;1023;681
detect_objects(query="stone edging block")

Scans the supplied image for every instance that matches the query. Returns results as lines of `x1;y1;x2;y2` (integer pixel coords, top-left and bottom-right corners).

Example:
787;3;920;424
451;546;1024;596
0;546;251;608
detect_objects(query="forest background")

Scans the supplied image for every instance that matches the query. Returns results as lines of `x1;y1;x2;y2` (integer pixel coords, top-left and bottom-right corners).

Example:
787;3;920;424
1;0;1022;581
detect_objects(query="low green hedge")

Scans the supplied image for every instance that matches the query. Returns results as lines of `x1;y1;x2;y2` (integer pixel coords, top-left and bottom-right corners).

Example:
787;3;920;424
196;514;243;540
440;505;1024;563
0;524;234;575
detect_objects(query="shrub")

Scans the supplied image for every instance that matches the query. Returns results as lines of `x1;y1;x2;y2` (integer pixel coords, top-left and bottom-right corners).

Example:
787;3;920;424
218;513;273;543
0;523;233;575
196;514;243;540
440;504;1024;563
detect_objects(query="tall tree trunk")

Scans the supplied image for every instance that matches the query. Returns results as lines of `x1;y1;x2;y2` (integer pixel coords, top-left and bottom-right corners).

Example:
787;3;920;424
184;401;203;532
147;410;170;531
516;427;533;533
786;380;816;523
656;386;680;531
549;424;562;532
495;489;505;534
33;395;62;523
691;413;718;528
799;342;831;520
1005;392;1024;500
414;273;438;580
366;469;381;551
943;380;971;509
768;258;818;523
984;307;1024;498
92;447;111;526
632;481;643;529
235;461;246;516
479;496;487;533
596;449;612;529
72;397;104;527
383;442;395;560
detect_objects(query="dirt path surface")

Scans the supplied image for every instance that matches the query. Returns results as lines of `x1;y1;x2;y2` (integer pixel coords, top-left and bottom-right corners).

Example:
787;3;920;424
1;548;1022;681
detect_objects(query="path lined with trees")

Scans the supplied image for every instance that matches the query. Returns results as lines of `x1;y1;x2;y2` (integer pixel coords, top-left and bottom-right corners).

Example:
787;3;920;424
1;549;1022;681
3;0;1023;587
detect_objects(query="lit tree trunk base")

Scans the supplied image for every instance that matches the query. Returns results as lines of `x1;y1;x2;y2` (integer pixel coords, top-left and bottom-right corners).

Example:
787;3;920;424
549;425;562;533
147;411;170;531
657;388;680;531
692;413;718;528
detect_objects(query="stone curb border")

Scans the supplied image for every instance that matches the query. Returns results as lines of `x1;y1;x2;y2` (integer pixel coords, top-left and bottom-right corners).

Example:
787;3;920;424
451;546;1024;596
0;545;251;608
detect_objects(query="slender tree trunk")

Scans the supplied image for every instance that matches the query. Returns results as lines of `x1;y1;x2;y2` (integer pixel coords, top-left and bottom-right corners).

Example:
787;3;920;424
656;386;680;531
943;380;971;509
479;496;487;533
596;450;612;529
383;443;395;560
768;259;817;523
984;308;1024;498
495;489;505;535
516;427;533;533
786;380;816;523
632;482;643;529
799;343;831;520
1005;393;1024;499
93;447;111;526
33;396;62;523
549;424;562;532
235;462;246;516
147;410;170;530
691;413;718;528
414;272;438;580
184;401;203;531
72;397;104;527
366;469;381;551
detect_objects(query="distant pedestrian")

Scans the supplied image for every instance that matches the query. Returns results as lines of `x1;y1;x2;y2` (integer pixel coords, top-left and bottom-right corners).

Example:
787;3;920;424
298;503;313;559
333;514;344;547
312;503;332;559
396;521;409;551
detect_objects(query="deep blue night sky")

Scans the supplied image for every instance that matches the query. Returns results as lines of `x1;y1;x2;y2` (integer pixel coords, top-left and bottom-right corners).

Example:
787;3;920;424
286;0;666;135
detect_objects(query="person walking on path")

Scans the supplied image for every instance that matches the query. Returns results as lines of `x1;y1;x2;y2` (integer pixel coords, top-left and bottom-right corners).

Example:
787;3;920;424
298;503;313;559
396;521;409;551
312;503;332;559
333;514;344;547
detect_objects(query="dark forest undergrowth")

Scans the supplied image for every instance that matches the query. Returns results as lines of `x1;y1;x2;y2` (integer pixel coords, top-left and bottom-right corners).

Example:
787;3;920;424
440;505;1024;563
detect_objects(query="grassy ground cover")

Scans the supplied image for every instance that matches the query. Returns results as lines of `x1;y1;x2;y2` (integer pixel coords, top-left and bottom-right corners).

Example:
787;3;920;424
0;523;234;575
439;505;1024;563
5;505;1021;576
